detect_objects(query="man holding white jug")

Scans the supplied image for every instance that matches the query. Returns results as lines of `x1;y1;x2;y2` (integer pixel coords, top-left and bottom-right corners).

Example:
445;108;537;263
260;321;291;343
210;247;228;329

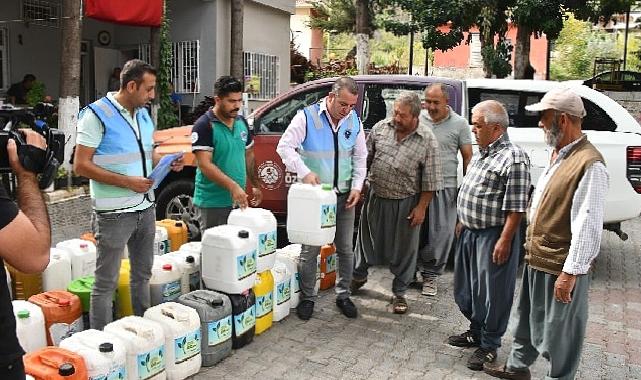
277;77;367;320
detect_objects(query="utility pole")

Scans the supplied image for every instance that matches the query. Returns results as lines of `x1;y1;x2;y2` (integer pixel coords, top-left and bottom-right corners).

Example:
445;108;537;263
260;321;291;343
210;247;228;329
230;0;244;83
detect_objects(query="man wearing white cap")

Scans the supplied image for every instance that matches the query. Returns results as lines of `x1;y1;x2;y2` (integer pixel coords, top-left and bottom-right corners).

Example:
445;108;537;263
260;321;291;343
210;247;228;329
484;88;609;380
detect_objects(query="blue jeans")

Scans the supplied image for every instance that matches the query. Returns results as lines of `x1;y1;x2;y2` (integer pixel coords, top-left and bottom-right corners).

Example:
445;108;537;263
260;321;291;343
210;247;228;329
90;206;156;330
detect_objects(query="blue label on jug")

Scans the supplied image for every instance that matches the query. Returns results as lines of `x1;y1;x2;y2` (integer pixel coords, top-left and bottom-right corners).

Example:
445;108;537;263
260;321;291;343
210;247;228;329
189;272;200;292
174;328;201;364
293;272;301;293
233;306;255;337
258;230;277;257
236;249;257;280
276;279;291;305
136;345;165;380
256;293;273;318
326;253;337;273
207;315;232;347
162;280;182;302
91;365;127;380
321;204;337;228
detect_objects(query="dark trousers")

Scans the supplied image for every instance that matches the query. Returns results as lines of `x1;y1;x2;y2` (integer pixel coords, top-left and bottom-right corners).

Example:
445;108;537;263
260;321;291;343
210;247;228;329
454;226;520;350
0;356;25;380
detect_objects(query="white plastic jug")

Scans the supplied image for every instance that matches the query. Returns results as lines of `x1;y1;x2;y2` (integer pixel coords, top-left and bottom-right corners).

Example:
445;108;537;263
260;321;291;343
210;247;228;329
104;316;167;380
271;261;291;322
144;302;202;380
59;329;127;380
286;183;337;246
12;300;47;353
6;266;12;299
56;239;97;279
155;226;170;255
42;248;72;292
275;247;300;309
227;208;277;272
179;242;201;256
167;251;200;294
150;256;183;306
201;225;257;294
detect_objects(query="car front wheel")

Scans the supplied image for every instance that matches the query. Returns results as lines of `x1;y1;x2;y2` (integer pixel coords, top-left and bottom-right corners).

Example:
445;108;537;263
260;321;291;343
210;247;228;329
155;179;201;241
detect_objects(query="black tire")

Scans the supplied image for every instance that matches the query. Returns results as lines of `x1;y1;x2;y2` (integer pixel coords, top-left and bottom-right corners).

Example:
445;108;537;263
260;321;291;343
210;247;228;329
155;178;201;241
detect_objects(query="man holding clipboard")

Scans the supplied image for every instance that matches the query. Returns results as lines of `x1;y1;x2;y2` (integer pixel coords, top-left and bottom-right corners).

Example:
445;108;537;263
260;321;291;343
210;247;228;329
74;59;184;330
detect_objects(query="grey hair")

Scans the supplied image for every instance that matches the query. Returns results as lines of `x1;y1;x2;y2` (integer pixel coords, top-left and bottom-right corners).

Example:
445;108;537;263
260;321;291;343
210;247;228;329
395;91;422;117
425;83;449;102
331;76;358;96
471;100;509;129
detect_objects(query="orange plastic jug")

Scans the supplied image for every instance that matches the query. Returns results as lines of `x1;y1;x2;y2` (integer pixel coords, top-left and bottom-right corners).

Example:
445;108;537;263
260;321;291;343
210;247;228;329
319;244;337;290
28;291;83;346
79;232;96;246
117;259;133;318
24;346;88;379
6;264;42;300
157;219;189;251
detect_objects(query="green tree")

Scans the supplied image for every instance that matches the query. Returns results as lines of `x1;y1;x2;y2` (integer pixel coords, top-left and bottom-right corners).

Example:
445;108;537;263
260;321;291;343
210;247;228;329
156;3;178;130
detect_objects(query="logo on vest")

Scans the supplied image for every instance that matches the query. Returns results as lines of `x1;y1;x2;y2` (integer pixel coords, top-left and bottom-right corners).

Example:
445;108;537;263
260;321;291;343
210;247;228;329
240;130;248;143
257;160;283;190
191;132;199;144
344;129;352;140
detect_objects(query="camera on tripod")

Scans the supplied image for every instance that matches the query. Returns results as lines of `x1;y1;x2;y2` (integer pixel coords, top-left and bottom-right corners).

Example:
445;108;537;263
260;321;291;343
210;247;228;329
0;104;65;189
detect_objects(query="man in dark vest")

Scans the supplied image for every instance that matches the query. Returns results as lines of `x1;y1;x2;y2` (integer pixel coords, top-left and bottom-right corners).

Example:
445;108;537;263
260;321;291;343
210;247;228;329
484;88;608;379
0;129;51;379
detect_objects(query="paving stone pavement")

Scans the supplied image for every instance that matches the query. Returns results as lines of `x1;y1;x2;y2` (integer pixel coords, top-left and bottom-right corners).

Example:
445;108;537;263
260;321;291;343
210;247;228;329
195;217;641;379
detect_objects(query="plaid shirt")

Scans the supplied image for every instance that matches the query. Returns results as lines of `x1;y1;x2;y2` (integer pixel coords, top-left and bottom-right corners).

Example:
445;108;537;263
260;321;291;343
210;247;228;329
457;133;531;229
367;118;443;199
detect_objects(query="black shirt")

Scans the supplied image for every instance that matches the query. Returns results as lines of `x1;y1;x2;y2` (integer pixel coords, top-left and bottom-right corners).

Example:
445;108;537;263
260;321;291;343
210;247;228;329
0;184;22;365
7;82;29;105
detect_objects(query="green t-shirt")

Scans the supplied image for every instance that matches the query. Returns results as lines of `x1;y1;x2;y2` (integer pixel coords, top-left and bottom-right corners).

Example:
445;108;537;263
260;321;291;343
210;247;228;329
192;110;253;208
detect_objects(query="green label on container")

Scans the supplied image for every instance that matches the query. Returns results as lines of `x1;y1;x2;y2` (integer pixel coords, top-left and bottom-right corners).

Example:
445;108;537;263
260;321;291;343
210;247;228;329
174;328;201;364
326;253;337;274
136;346;165;380
255;293;273;318
233;306;255;337
162;280;182;302
236;250;257;280
258;230;277;257
320;204;336;228
207;315;232;347
276;279;291;305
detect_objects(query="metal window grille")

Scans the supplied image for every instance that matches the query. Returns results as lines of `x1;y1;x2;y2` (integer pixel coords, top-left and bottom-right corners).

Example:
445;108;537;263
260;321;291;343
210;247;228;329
469;33;482;68
243;52;280;100
22;0;60;28
138;40;200;94
0;28;7;90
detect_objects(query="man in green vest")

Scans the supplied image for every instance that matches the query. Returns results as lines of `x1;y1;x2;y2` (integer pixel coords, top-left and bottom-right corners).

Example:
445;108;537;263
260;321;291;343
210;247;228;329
191;76;262;232
484;89;609;379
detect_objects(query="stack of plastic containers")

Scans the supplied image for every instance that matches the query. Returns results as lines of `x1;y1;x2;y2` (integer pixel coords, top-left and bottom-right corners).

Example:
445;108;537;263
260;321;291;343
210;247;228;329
178;290;232;367
56;239;97;280
28;290;83;346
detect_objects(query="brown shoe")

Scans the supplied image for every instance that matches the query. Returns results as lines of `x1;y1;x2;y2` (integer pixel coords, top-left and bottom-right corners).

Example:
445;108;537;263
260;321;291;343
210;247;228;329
483;362;531;380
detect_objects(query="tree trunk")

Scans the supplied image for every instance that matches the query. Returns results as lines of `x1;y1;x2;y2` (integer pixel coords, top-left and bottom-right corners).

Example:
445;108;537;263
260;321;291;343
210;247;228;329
150;26;161;124
355;0;370;75
230;0;244;83
59;0;82;175
513;25;532;79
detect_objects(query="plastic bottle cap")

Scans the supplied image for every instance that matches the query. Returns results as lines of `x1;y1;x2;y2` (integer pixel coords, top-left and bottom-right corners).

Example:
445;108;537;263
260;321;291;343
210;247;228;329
162;263;173;271
321;184;332;191
58;299;70;306
238;230;249;239
58;363;75;376
99;342;113;353
185;256;195;264
17;310;30;319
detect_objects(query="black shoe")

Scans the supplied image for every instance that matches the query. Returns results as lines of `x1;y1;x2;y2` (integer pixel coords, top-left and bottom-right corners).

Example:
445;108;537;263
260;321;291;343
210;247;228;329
350;278;367;293
483;362;532;380
467;347;497;371
336;297;358;318
296;300;314;320
447;330;480;347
